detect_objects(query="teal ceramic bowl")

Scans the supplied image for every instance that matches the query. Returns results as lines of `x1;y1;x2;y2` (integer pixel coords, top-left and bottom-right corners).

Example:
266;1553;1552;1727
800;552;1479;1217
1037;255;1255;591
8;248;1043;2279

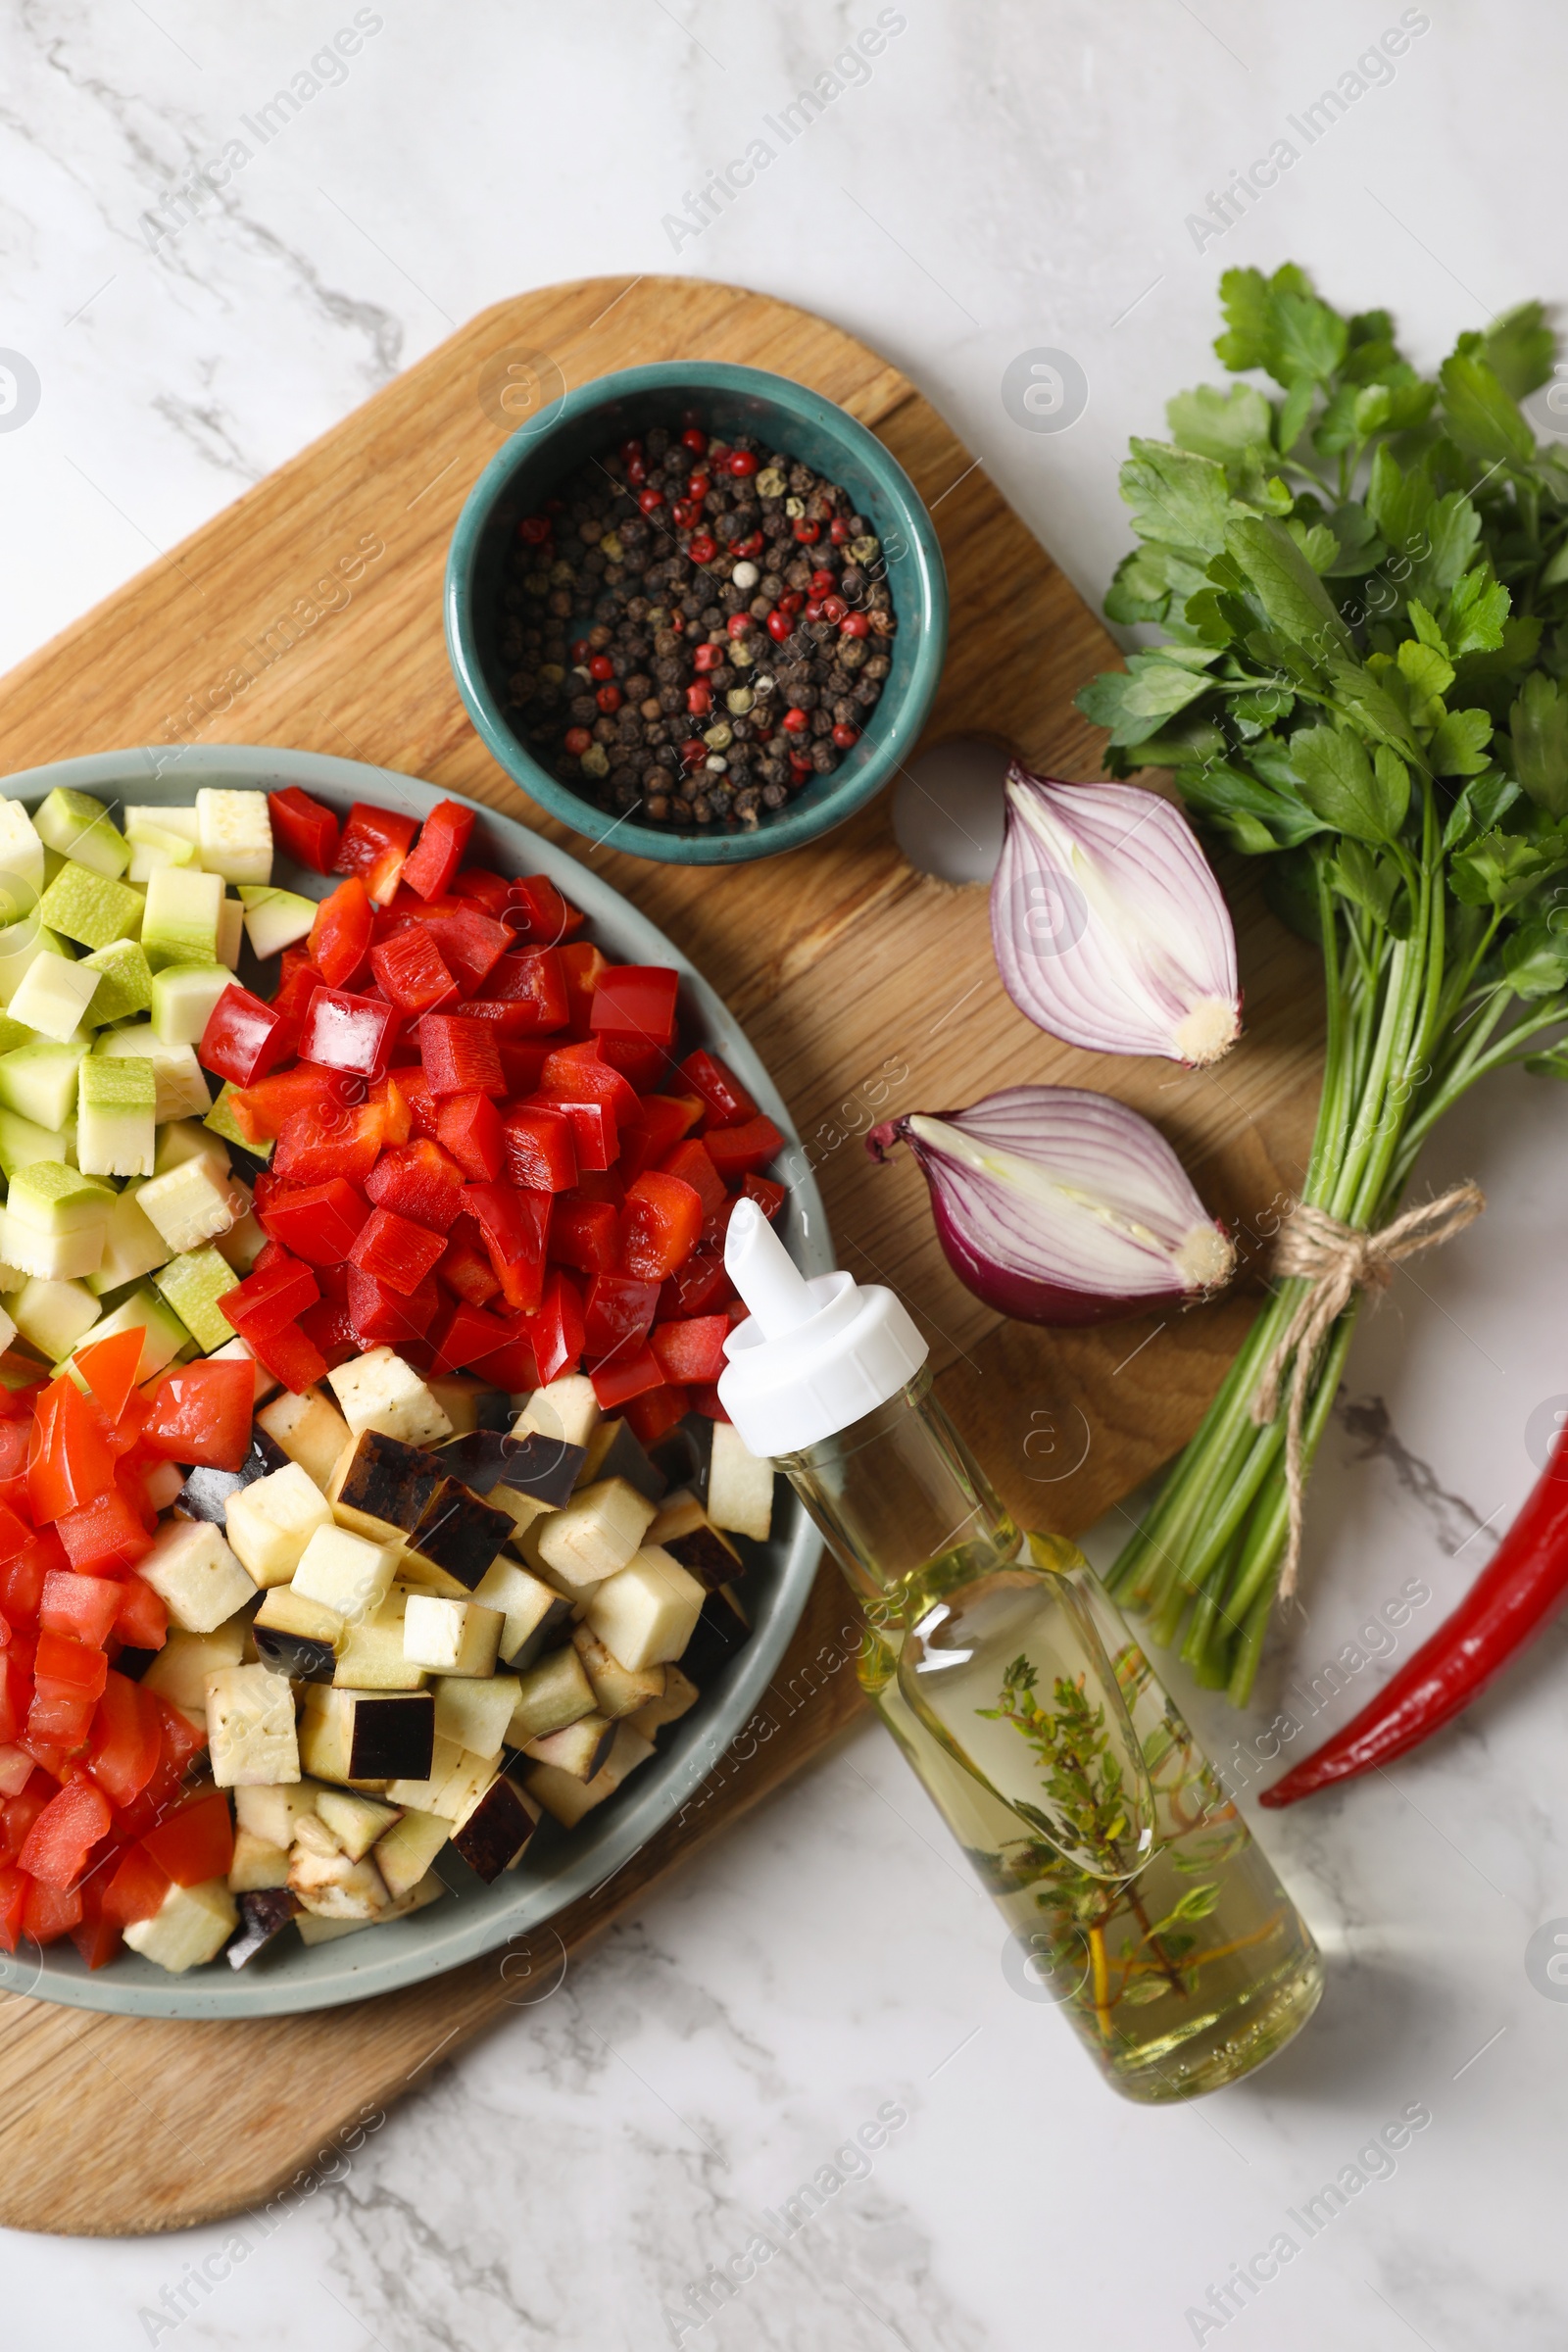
445;361;948;864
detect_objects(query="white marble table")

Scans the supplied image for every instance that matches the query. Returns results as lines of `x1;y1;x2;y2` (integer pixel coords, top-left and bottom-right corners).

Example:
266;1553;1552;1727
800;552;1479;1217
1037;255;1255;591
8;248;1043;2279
5;3;1565;2343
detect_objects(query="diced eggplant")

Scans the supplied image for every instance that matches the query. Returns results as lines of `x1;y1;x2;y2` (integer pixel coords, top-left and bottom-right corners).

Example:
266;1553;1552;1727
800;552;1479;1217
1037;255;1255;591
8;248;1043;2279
576;1417;666;1503
570;1623;666;1721
433;1672;520;1759
505;1645;596;1745
316;1786;402;1861
333;1588;427;1690
178;1428;289;1526
584;1547;705;1673
522;1712;614;1781
253;1584;343;1684
647;1492;744;1592
373;1805;451;1900
469;1554;572;1671
649;1412;714;1503
112;1645;158;1683
449;1765;540;1883
328;1427;444;1545
434;1428;584;1506
226;1886;302;1969
227;1826;291;1892
627;1662;700;1740
526;1721;655;1829
257;1383;353;1491
402;1593;503;1677
427;1375;498;1437
234;1780;321;1847
289;1816;392;1920
531;1476;657;1592
385;1738;494;1822
707;1421;774;1542
296;1870;443;1941
513;1373;599;1449
400;1478;514;1597
679;1583;754;1685
299;1684;434;1785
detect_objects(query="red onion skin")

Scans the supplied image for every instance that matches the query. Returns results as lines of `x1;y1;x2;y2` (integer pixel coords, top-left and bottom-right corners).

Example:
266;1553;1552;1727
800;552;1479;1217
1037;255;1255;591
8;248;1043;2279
868;1116;1193;1330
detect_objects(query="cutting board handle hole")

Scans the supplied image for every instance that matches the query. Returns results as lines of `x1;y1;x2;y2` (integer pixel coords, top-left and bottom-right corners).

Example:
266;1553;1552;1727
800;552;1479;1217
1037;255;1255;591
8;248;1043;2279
891;735;1011;887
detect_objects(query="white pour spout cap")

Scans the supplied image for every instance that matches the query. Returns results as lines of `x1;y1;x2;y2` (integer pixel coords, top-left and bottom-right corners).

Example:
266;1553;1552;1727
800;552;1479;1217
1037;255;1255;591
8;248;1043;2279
717;1200;928;1455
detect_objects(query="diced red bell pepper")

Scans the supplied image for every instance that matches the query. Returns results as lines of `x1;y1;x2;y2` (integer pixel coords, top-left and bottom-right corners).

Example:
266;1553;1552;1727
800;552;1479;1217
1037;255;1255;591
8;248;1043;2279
373;1072;416;1148
17;1773;112;1886
220;1253;320;1341
429;1299;515;1376
112;1574;167;1651
229;1061;349;1144
199;984;293;1088
481;948;569;1031
299;1298;359;1370
346;1267;439;1349
27;1378;116;1527
551;1196;621;1276
366;1138;466;1232
538;1040;641;1126
85;1672;164;1807
678;1048;758;1129
269;784;340;873
435;1092;504;1183
0;1863;26;1953
498;1041;550;1099
102;1841;172;1927
659;1137;726;1220
23;1876;82;1945
560;941;610;1037
594;1033;669;1091
392;1064;442;1140
70;1877;122;1971
583;1272;662;1362
369;926;459;1017
140;1358;256;1471
741;1172;787;1221
402;800;477;902
665;1249;733;1317
703;1115;786;1181
507;873;578;947
620;1172;704;1282
450;867;512;917
418;903;513;994
309;873;375;987
620;1095;702;1183
246;1319;330;1396
623;1383;692;1447
469;1329;541;1395
458;996;553;1039
349;1206;447;1297
528;1271;585;1385
140;1788;233;1887
420;1013;506;1100
299;986;398;1079
531;1091;617;1173
689;1383;731;1422
271;952;328;1029
590;963;679;1051
257;1177;369;1266
333;802;418;889
590;1347;665;1409
650;1315;730;1385
500;1103;577;1193
272;1100;386;1188
465;1183;552;1313
74;1327;146;1429
439;1235;502;1308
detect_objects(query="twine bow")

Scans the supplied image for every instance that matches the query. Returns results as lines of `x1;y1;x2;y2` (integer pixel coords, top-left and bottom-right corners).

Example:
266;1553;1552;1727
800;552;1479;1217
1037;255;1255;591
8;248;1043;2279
1250;1182;1486;1600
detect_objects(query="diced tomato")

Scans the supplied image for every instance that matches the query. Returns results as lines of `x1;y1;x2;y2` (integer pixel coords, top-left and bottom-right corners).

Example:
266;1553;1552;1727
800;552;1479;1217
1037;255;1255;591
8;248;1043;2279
220;1253;320;1341
560;941;610;1037
349;1206;447;1297
56;1489;155;1577
435;1091;504;1183
272;1100;385;1188
420;1013;506;1099
346;1267;439;1349
33;1627;111;1705
246;1320;330;1395
22;1877;82;1945
74;1327;146;1428
102;1841;172;1927
199;984;293;1088
480;948;569;1031
678;1048;758;1129
17;1774;112;1886
27;1683;97;1751
507;873;578;947
624;1383;692;1447
299;1298;359;1370
439;1235;502;1308
299;986;398;1079
428;1299;515;1375
27;1378;116;1527
141;1788;233;1887
418;904;513;994
500;1104;577;1193
229;1062;350;1145
583;1272;662;1362
659;1137;726;1220
70;1877;122;1971
703;1115;786;1181
1;1533;63;1629
257;1177;369;1265
86;1672;164;1808
450;867;512;917
0;1497;32;1568
402;800;476;901
139;1359;260;1471
333;803;418;893
41;1571;129;1646
650;1316;730;1385
665;1249;733;1317
465;1183;551;1313
529;1271;585;1385
619;1094;702;1181
620;1172;704;1282
370;925;459;1017
112;1576;168;1652
308;875;375;987
590;1347;665;1409
741;1172;787;1221
551;1196;620;1276
367;1138;466;1232
0;1864;26;1952
269;784;340;873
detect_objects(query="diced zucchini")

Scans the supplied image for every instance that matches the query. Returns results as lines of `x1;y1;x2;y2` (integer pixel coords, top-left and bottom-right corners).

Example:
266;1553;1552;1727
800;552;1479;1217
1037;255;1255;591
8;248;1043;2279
0;1205;101;1282
256;1384;351;1489
327;1348;454;1448
224;1462;333;1589
584;1546;706;1672
205;1082;270;1163
0;920;70;1010
136;1517;257;1634
196;788;272;886
11;1274;100;1361
6;1159;114;1240
32;788;130;881
152;1244;239;1350
0;1039;90;1131
122;1877;237;1973
94;1024;211;1122
141;865;222;970
137;1154;235;1252
402;1594;502;1678
6;951;99;1042
85;1182;171;1293
127;805;200;848
61;1284;189;1382
127;825;199;885
217;896;244;972
0;799;45;899
153;1117;229;1183
206;1662;300;1788
36;860;144;952
76;1054;156;1178
214;1191;268;1264
237;885;316;958
0;1105;72;1180
79;938;154;1023
150;961;232;1049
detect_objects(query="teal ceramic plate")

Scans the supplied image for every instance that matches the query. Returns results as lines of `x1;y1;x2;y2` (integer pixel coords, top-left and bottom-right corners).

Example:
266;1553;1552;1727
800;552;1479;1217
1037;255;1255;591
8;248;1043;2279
445;360;949;864
0;744;827;2019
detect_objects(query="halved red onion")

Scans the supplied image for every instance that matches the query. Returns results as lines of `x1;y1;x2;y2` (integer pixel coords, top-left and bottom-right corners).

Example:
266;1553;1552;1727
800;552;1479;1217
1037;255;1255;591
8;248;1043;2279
868;1086;1234;1327
990;764;1241;1065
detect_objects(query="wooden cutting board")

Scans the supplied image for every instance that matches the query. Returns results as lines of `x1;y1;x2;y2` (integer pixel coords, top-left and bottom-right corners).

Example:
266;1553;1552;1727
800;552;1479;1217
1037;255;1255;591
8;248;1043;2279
0;276;1323;2236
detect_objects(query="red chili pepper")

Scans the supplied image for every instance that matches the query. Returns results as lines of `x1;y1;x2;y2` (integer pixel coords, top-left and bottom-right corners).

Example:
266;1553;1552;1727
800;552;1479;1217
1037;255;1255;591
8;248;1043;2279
1261;1422;1568;1805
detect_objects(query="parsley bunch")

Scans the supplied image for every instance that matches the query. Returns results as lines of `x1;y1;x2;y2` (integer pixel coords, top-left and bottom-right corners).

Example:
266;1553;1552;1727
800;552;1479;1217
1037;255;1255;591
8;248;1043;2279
1087;264;1568;1702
